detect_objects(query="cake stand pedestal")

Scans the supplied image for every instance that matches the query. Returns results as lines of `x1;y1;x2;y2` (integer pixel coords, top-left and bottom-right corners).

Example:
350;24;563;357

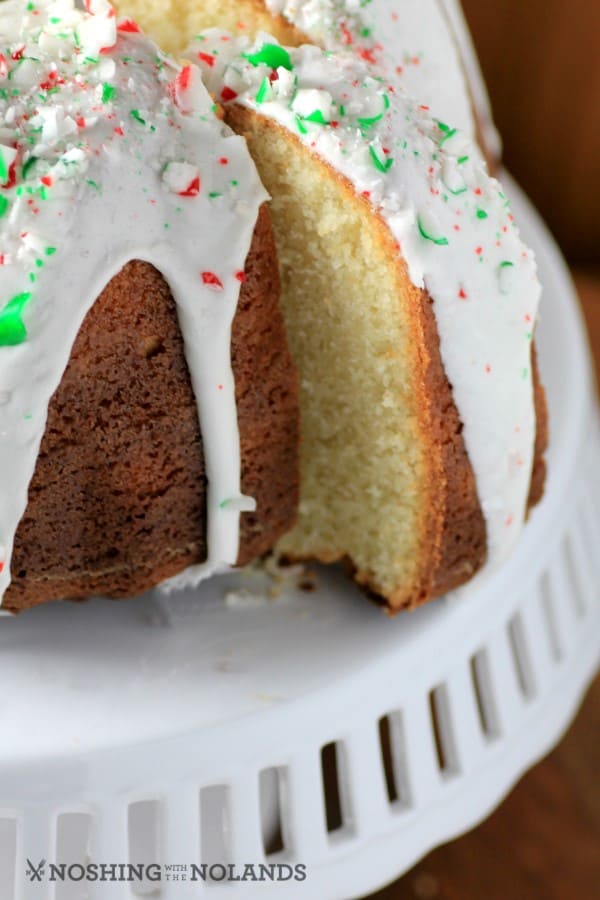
0;176;598;900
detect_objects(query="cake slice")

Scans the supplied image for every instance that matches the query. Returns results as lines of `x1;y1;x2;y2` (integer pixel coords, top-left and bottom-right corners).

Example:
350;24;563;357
194;32;547;610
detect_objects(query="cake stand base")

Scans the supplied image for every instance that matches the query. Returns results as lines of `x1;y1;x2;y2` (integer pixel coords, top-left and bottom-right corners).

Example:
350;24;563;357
0;175;598;900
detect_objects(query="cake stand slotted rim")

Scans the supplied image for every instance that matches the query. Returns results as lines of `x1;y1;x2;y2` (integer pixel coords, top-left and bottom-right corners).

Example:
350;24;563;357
0;174;598;900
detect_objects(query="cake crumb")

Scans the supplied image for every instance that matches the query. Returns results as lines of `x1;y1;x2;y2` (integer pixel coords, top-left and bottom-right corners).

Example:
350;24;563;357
224;588;271;608
298;569;318;591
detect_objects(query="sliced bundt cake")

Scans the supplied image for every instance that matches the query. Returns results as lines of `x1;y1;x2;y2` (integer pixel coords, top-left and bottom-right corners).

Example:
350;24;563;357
0;1;299;611
193;32;547;610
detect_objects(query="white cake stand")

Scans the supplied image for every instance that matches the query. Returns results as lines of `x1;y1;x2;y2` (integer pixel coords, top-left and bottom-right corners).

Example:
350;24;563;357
0;175;598;900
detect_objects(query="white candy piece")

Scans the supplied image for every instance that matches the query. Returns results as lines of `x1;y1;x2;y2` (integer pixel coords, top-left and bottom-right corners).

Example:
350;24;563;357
162;161;200;195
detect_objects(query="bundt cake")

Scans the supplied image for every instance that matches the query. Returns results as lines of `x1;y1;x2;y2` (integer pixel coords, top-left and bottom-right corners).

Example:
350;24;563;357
0;0;299;612
0;0;547;615
115;0;500;163
191;31;547;611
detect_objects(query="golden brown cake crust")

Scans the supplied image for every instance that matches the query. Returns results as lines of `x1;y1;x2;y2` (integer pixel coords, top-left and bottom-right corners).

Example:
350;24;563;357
226;107;547;613
528;344;549;510
352;282;547;613
4;205;299;613
381;289;547;611
408;281;488;605
351;235;488;611
358;223;547;611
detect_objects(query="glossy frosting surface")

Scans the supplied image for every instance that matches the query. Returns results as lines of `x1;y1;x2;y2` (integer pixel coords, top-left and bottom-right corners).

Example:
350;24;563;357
0;0;267;606
263;0;498;151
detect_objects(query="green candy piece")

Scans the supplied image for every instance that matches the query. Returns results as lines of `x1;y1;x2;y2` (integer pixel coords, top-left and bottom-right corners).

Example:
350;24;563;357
358;113;382;130
357;93;389;130
255;76;271;105
243;44;293;72
369;145;394;173
22;156;39;179
437;120;458;147
102;82;116;103
295;114;307;135
303;109;328;124
0;292;31;347
417;216;449;246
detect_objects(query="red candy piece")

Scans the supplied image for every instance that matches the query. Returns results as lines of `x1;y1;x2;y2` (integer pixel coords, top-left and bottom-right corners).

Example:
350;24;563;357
340;22;354;46
202;272;224;290
179;176;200;197
177;65;192;92
117;19;141;33
3;161;17;190
358;47;377;64
197;52;215;67
220;86;238;102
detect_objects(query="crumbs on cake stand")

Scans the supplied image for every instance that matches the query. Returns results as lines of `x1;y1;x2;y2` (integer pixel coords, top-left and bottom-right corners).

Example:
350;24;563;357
224;554;318;608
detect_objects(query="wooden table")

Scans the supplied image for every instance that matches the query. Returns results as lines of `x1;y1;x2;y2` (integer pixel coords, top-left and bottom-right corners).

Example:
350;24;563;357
369;272;600;899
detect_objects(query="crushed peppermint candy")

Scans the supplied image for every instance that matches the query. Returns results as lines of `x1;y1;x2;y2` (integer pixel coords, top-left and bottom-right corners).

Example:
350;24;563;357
0;0;227;346
163;162;201;197
0;1;270;609
201;271;224;290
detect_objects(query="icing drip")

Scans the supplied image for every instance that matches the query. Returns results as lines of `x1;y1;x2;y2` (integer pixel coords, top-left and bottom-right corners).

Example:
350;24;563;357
263;0;498;151
195;31;542;570
438;0;501;160
0;0;268;606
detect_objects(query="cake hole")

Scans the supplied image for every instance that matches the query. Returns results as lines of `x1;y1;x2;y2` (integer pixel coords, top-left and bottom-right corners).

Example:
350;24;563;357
55;813;92;900
429;686;460;777
583;489;600;558
200;786;230;874
470;650;501;738
259;768;285;856
582;493;600;571
540;573;563;661
128;800;160;896
320;742;346;833
378;712;412;808
577;502;598;602
508;614;536;699
142;336;165;359
0;819;17;900
563;536;587;618
378;715;398;803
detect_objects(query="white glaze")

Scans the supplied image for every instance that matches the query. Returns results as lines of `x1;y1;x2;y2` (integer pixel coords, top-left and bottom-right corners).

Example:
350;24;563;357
0;0;268;606
439;0;501;159
263;0;499;153
194;32;542;570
